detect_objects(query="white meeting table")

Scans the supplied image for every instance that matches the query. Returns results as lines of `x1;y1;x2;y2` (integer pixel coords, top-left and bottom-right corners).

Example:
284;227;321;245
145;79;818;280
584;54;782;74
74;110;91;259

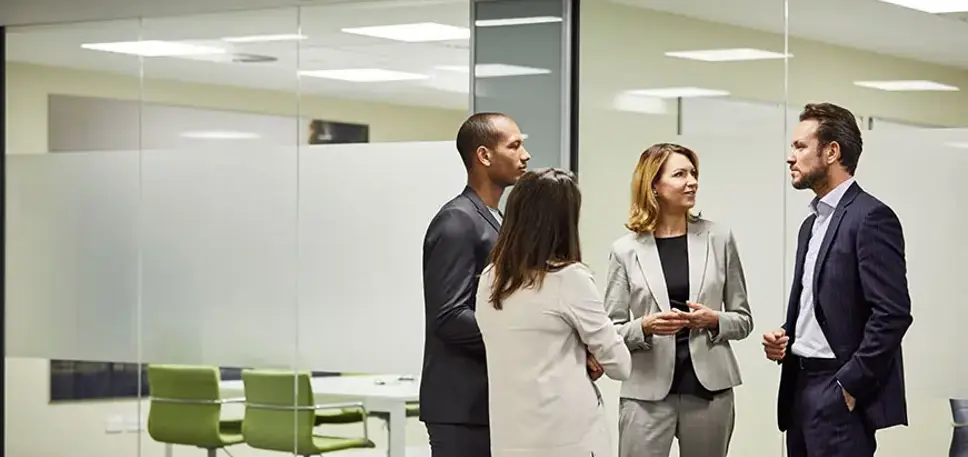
219;374;420;457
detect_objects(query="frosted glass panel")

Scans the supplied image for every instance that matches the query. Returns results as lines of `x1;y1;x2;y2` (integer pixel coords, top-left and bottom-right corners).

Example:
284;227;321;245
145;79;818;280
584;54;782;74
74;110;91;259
5;152;140;361
297;141;466;374
672;135;787;457
139;147;298;368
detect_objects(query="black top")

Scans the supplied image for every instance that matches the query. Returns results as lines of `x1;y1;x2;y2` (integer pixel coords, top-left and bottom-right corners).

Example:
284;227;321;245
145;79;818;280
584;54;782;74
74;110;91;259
655;234;723;401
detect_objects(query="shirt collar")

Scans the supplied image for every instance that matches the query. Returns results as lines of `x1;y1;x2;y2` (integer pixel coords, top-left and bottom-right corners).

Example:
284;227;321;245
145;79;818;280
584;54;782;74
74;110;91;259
810;177;855;215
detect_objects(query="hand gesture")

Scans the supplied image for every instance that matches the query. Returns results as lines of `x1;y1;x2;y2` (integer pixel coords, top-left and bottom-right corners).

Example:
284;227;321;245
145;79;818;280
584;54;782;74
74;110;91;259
586;350;604;381
642;311;690;335
762;328;789;361
679;302;719;329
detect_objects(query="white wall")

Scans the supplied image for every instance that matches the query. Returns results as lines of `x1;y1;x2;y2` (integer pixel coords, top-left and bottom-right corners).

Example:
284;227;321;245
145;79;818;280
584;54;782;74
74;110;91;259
579;2;968;457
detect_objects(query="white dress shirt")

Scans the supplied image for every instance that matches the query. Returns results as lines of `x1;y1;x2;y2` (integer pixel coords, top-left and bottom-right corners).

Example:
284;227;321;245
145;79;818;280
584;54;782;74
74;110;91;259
791;177;855;359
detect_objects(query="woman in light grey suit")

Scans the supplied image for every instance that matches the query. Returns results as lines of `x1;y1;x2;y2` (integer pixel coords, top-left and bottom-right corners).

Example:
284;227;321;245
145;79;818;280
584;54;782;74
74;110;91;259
478;168;632;457
605;143;753;457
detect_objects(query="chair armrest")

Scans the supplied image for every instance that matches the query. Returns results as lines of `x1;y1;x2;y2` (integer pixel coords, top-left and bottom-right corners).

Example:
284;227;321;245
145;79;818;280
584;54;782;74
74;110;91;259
313;401;365;411
314;402;368;441
151;396;244;405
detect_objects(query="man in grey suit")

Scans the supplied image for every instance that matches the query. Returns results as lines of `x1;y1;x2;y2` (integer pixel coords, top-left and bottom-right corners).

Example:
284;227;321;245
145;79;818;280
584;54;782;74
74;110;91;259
419;112;530;457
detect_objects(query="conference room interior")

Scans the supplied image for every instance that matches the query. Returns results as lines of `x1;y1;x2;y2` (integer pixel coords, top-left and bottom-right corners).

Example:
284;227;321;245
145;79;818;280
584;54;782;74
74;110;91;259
3;0;967;456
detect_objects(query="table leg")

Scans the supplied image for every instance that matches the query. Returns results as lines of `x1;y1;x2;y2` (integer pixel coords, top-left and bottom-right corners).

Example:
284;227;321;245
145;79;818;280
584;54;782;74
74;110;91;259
385;402;407;457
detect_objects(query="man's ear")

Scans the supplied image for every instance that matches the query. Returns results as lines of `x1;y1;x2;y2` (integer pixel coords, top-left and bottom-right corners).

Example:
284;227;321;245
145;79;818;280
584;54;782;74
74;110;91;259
476;145;492;167
825;141;841;166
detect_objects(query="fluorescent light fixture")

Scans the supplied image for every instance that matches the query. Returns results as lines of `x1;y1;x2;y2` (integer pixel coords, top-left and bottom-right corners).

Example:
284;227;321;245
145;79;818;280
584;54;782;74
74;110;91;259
81;40;225;57
299;69;428;82
475;16;562;27
613;91;671;115
876;0;968;13
665;48;791;62
521;133;529;139
180;131;261;140
946;142;968;149
436;64;551;78
341;22;469;42
626;87;730;98
221;34;307;43
853;80;960;91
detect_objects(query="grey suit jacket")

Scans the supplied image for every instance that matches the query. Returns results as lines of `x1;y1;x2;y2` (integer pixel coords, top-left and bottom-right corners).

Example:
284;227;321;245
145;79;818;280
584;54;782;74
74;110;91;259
604;218;753;401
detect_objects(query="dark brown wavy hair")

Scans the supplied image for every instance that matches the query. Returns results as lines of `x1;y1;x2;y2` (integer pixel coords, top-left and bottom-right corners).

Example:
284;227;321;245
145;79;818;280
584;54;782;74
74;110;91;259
488;168;583;310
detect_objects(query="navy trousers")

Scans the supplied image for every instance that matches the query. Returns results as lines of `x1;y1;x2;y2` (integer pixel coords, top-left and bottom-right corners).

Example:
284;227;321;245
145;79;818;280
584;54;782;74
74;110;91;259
786;365;876;457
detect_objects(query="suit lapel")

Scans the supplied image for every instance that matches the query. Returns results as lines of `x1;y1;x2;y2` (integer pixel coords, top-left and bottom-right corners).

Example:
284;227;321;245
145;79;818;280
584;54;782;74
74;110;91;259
632;234;670;311
787;215;815;329
811;183;861;293
687;223;709;304
461;186;500;233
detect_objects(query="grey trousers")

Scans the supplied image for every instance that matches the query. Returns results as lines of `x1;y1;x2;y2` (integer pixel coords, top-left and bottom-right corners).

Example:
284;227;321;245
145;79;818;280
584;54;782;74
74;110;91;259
618;390;735;457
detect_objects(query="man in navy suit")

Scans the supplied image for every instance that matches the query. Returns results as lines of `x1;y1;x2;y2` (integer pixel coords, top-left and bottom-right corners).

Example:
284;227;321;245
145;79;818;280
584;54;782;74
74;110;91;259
419;113;530;457
762;102;913;457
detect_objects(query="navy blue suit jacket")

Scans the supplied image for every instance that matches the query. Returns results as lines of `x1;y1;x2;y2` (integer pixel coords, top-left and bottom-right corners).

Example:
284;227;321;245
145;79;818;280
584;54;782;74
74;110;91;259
778;182;913;431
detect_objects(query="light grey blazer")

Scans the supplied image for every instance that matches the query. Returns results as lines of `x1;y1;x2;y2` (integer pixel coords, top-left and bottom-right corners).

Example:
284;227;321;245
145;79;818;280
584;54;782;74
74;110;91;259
604;218;753;401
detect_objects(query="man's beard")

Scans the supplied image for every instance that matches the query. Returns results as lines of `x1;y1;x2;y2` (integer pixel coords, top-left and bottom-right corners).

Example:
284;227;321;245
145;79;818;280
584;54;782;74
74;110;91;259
792;165;827;190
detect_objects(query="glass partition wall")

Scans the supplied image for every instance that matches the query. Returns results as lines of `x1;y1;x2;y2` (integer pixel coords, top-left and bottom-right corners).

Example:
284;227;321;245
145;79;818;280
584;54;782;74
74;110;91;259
6;0;968;456
4;1;470;456
579;1;968;457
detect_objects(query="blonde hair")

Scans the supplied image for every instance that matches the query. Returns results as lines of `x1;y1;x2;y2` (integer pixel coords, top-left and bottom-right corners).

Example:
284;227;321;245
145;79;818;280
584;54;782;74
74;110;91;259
626;143;701;234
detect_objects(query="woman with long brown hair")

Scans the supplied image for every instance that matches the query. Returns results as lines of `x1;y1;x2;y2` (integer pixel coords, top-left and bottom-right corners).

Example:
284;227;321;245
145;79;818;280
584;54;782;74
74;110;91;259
477;168;631;457
605;143;753;457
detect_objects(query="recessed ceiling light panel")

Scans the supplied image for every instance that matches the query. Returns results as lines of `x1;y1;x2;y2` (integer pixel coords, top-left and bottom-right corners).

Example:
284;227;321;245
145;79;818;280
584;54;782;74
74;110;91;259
665;48;791;62
299;69;428;82
221;34;307;43
876;0;968;14
341;22;469;42
436;64;551;78
475;16;563;27
81;40;225;57
853;80;960;91
627;87;731;98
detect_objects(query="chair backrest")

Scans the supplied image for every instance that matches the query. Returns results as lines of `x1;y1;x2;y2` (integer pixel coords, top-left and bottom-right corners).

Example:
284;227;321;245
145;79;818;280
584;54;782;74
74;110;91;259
146;365;224;448
241;370;317;455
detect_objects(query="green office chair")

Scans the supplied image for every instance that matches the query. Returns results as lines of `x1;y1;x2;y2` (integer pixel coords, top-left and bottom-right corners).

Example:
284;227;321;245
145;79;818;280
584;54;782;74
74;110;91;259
241;370;375;455
146;365;245;457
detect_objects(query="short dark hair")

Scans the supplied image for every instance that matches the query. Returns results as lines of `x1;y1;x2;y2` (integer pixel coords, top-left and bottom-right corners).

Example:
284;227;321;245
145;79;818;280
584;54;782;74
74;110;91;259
455;112;508;168
488;168;582;310
799;103;863;175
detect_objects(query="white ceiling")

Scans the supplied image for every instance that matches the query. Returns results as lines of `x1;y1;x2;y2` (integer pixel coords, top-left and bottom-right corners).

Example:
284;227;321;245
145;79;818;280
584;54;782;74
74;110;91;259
4;0;968;111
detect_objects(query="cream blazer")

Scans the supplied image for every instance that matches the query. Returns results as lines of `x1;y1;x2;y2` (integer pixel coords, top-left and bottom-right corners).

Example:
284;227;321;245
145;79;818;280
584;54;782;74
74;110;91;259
478;263;632;457
604;218;753;401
